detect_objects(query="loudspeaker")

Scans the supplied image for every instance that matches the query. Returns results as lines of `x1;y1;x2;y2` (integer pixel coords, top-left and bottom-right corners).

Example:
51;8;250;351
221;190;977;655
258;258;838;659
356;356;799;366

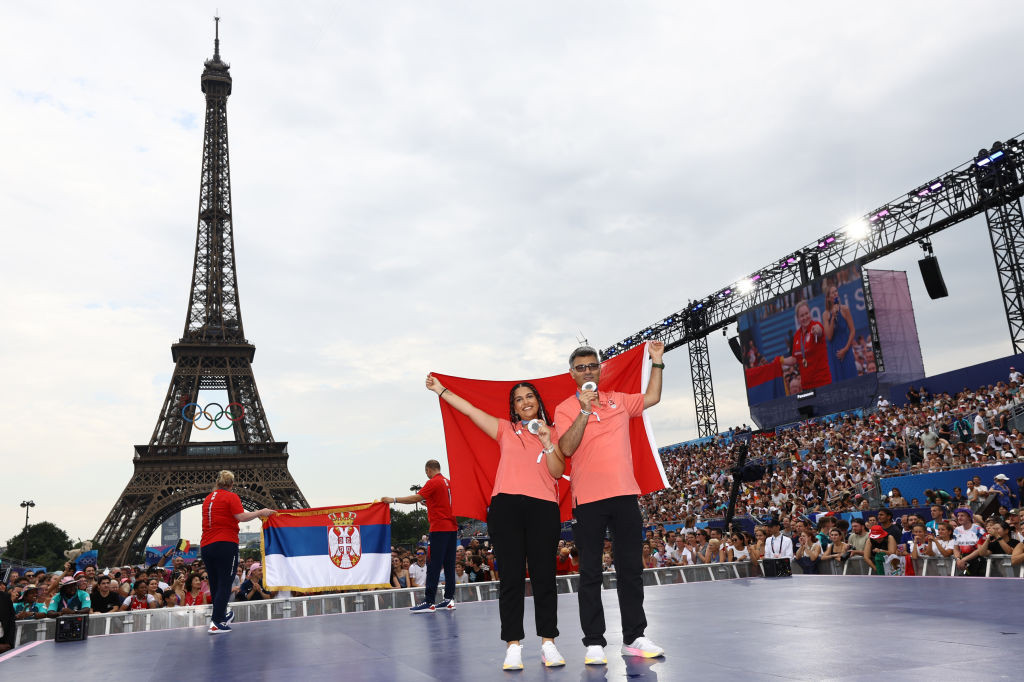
918;256;949;299
55;614;89;642
728;336;743;363
797;404;815;419
976;493;1001;519
762;558;792;578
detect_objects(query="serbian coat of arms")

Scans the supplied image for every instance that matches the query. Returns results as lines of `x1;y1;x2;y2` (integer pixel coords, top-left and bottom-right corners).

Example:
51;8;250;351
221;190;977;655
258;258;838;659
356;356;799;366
328;511;361;569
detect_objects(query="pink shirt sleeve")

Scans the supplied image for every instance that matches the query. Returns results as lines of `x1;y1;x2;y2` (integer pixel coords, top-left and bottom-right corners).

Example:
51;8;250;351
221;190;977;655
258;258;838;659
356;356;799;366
554;397;577;443
623;392;644;417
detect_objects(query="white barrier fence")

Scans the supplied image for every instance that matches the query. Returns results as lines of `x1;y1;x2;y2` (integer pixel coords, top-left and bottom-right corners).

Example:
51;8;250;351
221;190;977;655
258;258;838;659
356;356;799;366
13;555;1020;646
789;553;1023;577
13;561;757;646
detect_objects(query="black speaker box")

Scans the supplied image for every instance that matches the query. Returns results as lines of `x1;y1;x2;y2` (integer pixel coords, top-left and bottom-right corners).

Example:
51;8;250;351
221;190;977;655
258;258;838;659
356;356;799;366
797;404;815;419
762;558;793;578
918;256;949;299
728;336;743;363
976;493;1001;520
55;614;89;642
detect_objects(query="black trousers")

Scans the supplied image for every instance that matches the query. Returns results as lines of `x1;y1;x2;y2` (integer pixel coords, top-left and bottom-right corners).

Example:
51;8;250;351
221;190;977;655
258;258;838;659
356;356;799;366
487;493;561;642
201;541;238;624
573;494;646;646
425;530;457;603
0;590;15;649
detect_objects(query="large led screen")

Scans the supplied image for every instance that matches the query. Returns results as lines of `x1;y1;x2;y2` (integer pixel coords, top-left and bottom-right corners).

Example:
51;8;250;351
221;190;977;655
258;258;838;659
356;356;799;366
737;262;881;406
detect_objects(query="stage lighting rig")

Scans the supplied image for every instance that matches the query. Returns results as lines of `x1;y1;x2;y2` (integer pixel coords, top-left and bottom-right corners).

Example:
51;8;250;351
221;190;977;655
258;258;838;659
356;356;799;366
843;219;871;241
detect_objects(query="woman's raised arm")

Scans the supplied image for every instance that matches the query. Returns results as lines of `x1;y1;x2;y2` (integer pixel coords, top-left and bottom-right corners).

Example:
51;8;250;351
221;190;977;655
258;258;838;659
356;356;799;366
426;374;499;440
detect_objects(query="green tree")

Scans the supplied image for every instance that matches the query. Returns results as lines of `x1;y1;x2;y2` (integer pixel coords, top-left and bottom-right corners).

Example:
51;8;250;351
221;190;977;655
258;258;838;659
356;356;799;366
239;546;261;562
5;522;73;571
390;507;429;546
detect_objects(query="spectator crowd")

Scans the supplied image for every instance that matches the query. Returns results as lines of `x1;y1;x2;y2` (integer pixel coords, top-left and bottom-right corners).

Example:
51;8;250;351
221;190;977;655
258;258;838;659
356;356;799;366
646;376;1024;524
1;551;289;630
4;371;1024;651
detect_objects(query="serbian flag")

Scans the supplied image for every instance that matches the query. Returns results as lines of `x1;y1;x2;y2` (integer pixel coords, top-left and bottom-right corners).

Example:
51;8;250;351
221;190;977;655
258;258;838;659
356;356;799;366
261;503;391;592
432;342;669;523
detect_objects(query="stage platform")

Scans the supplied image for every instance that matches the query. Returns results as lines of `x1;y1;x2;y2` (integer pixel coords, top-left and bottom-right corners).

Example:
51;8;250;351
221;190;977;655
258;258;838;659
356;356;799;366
3;575;1022;680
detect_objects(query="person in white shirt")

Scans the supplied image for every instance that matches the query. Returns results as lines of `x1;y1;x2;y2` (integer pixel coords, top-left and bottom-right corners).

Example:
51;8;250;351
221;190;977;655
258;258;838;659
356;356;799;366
668;536;693;566
408;549;428;588
973;413;987;444
1009;367;1022;384
762;519;794;559
952;508;988;576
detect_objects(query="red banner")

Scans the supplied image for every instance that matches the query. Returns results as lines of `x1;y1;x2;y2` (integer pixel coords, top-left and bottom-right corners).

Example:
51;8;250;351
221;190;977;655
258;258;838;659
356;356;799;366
432;343;668;522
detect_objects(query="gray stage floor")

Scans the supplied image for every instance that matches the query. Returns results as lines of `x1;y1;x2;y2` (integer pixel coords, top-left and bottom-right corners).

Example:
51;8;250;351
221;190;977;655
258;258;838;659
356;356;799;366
2;575;1022;681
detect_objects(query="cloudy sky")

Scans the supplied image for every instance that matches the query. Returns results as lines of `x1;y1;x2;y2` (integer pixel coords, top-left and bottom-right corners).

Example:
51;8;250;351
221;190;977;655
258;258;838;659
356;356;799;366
3;1;1024;548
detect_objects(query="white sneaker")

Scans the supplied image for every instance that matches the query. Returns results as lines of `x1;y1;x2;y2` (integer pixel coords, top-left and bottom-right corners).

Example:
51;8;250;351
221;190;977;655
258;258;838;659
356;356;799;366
621;636;665;658
502;643;524;670
584;644;607;665
540;640;565;667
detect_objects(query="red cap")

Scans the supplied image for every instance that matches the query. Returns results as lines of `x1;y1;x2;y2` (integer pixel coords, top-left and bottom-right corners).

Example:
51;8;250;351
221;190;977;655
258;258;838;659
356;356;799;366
868;525;887;540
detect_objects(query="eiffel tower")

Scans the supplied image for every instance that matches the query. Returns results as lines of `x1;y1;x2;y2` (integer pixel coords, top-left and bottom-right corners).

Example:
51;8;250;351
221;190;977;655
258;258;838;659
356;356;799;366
95;20;308;566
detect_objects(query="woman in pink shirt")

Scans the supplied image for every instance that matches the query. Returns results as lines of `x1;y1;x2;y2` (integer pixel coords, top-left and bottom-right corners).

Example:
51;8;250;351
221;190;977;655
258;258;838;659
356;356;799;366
426;375;567;671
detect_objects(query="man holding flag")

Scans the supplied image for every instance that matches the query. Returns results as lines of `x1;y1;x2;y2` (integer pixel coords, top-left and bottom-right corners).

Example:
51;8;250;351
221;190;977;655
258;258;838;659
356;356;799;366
556;343;666;665
382;460;458;613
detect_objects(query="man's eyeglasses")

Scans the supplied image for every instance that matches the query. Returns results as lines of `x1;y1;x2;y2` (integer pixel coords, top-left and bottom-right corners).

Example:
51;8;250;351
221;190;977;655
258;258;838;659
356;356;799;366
573;363;600;373
416;552;425;556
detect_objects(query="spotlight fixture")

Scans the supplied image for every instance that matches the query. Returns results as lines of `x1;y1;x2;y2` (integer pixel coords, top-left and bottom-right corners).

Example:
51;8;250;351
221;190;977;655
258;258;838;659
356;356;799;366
736;278;755;295
976;145;1005;167
843;219;871;241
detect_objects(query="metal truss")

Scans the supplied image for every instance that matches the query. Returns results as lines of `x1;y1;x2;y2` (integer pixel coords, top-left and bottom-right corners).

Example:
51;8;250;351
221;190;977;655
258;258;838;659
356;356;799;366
94;24;307;564
984;197;1024;353
602;134;1024;358
601;136;1024;434
183;30;243;344
688;336;718;438
93;444;307;566
149;352;275;445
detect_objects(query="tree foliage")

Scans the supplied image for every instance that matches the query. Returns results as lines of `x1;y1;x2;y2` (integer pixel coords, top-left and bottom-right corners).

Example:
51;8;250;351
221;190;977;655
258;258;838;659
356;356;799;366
4;522;73;571
390;508;429;546
239;546;262;562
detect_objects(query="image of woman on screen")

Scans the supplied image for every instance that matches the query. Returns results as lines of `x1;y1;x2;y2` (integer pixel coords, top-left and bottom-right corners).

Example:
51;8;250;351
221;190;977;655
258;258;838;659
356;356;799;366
781;300;832;390
822;284;858;382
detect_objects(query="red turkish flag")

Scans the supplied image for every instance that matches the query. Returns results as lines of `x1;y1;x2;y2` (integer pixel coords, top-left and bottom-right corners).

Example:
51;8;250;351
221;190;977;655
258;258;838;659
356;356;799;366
431;343;669;522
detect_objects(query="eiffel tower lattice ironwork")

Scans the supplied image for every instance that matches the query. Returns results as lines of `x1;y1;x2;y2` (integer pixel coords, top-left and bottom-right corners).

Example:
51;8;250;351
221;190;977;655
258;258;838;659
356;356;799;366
94;21;308;566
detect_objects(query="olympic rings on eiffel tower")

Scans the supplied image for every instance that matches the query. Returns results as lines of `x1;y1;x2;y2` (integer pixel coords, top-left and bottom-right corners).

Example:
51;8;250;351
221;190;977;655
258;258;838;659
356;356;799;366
180;402;246;431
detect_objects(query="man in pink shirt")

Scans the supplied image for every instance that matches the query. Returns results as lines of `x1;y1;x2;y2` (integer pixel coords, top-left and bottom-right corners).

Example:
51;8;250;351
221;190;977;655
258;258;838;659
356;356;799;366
556;342;666;665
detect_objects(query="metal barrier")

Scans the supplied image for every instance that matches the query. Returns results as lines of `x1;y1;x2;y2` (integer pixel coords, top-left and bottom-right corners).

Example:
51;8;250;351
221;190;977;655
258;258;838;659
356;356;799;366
778;556;875;575
13;562;760;646
784;554;1023;578
13;555;1020;646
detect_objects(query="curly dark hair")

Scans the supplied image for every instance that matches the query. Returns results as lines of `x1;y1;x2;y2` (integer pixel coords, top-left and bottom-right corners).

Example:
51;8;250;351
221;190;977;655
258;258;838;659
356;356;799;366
508;382;552;425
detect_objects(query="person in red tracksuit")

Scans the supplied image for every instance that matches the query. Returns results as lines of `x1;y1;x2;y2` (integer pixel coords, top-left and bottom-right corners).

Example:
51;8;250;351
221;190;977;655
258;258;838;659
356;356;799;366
383;461;459;615
200;470;275;633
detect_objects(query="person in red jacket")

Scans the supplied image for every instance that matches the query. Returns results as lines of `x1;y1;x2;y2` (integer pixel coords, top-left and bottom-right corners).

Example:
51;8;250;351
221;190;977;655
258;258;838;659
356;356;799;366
782;300;833;391
383;460;458;614
199;470;275;634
